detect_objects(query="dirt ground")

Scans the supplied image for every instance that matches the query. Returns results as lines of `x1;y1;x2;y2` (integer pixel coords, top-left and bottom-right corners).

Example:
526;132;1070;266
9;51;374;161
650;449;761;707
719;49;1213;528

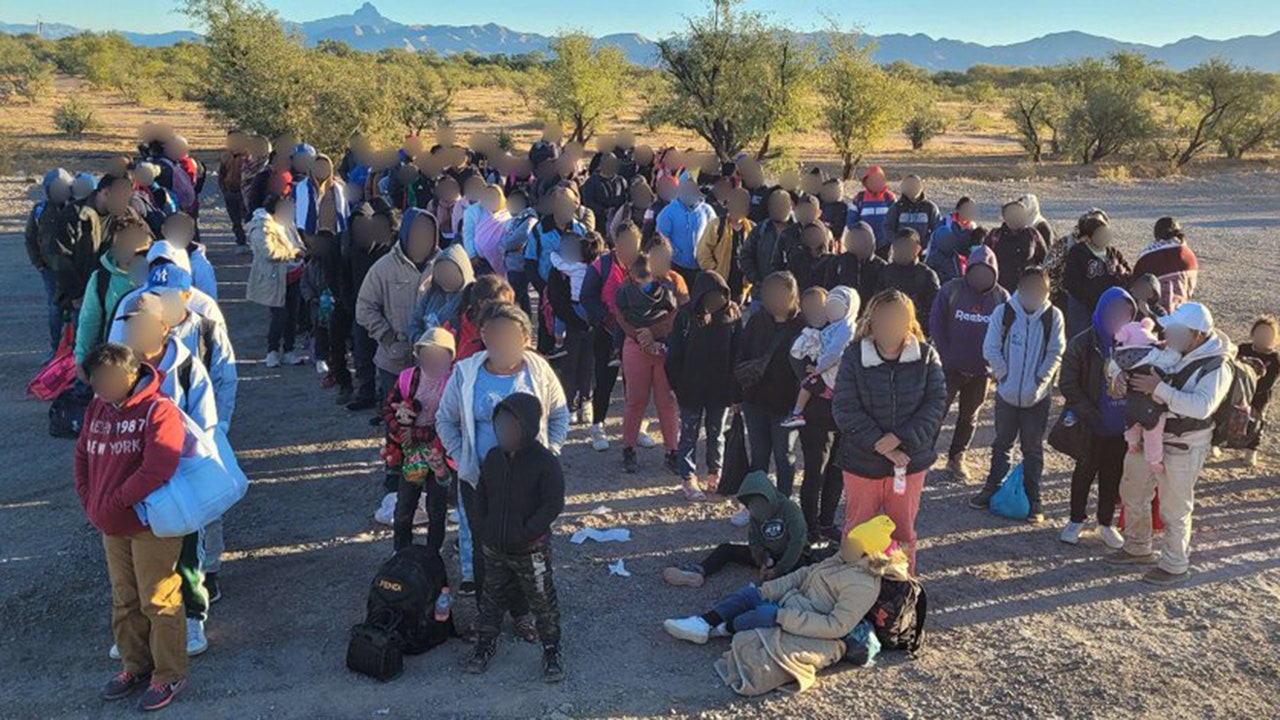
0;171;1278;720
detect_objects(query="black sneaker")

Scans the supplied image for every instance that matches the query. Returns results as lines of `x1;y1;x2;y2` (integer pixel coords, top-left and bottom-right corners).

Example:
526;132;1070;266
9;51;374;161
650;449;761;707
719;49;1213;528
346;397;376;412
137;678;187;711
458;580;476;597
967;491;993;510
204;572;221;604
463;640;496;674
663;450;680;476
622;448;639;474
541;646;566;683
102;670;150;701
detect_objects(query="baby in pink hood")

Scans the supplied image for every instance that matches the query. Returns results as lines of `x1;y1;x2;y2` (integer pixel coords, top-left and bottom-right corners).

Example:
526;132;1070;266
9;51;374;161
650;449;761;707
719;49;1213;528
1107;318;1183;472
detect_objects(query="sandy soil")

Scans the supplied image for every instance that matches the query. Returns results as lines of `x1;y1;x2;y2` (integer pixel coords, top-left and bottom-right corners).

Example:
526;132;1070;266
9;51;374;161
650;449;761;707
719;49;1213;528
0;172;1277;719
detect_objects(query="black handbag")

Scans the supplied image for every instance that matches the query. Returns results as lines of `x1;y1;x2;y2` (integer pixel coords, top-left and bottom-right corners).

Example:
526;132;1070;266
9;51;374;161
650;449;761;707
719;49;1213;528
346;611;405;682
716;409;750;496
1047;408;1090;461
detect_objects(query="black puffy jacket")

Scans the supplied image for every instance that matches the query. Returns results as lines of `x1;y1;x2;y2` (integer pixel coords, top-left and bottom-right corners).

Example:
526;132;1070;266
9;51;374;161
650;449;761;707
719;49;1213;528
474;393;565;554
666;270;741;408
832;336;947;477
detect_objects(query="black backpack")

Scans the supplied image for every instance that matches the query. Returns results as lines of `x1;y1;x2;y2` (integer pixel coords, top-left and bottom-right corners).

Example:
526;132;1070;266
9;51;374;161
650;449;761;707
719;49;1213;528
864;576;927;656
49;383;94;439
347;545;452;681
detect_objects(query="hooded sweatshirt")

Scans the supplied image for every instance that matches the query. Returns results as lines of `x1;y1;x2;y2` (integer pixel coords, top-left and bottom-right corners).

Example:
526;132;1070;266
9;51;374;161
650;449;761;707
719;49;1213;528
846;181;897;249
665;270;741;408
154;336;219;434
741;219;801;285
1155;329;1234;447
473;393;566;554
74;366;184;536
410;243;475;341
356;208;438;372
1060;287;1134;437
341;201;394;308
74;253;137;364
737;470;809;575
986;225;1048;293
984;291;1066;407
25;168;73;270
928;246;1010;377
925;214;977;285
656;196;718;270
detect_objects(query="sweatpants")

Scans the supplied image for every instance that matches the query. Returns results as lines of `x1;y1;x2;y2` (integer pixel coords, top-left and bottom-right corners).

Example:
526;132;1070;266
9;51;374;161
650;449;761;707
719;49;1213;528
980;396;1051;512
103;529;188;684
843;470;925;574
676;403;729;478
393;475;448;553
176;531;209;622
1118;444;1209;575
266;280;301;354
621;337;678;450
944;370;989;458
556;325;594;411
476;542;561;649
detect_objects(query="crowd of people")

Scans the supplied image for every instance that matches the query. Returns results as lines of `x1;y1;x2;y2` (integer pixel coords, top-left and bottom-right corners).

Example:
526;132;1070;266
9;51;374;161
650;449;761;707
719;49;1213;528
23;118;1279;707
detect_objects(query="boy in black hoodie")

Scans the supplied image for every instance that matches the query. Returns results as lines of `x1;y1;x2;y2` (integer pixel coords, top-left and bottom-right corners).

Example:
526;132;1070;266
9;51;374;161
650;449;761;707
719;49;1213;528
823;221;886;309
879;228;940;330
464;393;566;683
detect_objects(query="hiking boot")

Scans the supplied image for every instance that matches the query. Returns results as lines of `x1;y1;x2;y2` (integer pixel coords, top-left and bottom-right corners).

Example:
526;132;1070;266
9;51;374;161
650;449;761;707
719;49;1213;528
137;678;186;711
1104;549;1158;566
662;565;706;588
1099;524;1125;550
186;619;208;657
541;646;566;683
967;490;993;510
1059;521;1084;545
622;448;639;474
102;670;150;700
463;640;496;674
514;614;539;644
204;572;221;603
265;351;281;368
779;413;806;428
590;424;609;452
346;397;377;412
1142;567;1189;586
947;453;971;482
664;451;681;476
663;616;712;645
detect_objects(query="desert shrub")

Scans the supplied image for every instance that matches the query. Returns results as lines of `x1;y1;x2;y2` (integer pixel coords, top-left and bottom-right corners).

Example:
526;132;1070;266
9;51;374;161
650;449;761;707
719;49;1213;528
53;95;98;137
0;34;54;102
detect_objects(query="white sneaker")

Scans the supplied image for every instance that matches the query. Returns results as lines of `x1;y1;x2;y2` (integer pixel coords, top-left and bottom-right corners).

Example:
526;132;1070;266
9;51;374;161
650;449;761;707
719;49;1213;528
283;350;307;366
1211;446;1223;459
1099;524;1125;550
637;429;658;449
730;508;751;527
1059;521;1084;545
710;622;731;639
590;424;610;452
265;351;281;368
663;616;712;645
373;492;396;526
109;643;120;660
315;360;330;376
187;618;209;657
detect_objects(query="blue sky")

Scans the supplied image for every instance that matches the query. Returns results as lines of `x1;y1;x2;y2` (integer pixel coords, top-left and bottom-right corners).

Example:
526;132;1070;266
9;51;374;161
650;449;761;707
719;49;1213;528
7;0;1280;45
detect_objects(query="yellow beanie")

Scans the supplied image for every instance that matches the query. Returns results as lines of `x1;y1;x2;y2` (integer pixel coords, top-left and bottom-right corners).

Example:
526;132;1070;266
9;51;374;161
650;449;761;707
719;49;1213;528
841;515;896;563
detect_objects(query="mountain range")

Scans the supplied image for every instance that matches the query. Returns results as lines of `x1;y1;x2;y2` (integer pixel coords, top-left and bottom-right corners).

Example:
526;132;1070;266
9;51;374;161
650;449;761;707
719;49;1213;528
5;2;1280;71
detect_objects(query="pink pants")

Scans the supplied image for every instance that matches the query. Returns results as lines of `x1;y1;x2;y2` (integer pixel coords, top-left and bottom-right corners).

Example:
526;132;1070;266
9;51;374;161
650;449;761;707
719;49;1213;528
1124;415;1167;469
621;337;679;450
843;470;925;574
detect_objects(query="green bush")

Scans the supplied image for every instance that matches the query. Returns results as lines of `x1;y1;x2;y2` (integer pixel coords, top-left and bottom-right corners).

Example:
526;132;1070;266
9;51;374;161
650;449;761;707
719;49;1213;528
53;95;98;137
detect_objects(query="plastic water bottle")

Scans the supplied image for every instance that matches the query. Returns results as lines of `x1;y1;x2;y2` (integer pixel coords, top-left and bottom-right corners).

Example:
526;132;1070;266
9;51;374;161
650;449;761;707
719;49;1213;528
893;465;907;496
434;587;453;622
1062;410;1077;428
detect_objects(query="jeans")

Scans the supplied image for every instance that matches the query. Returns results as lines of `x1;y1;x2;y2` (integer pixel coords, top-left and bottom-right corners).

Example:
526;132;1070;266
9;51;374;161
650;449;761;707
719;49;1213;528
981;396;1051;511
1069;433;1126;525
457;483;474;581
508;269;532;317
708;584;773;632
393;475;449;553
944;370;990;458
556;325;595;409
1066;296;1092;342
351;319;378;402
621;337;679;450
40;267;63;353
676;403;729;478
201;518;224;574
591;326;620;425
223;191;248;245
742;402;797;496
267;280;301;353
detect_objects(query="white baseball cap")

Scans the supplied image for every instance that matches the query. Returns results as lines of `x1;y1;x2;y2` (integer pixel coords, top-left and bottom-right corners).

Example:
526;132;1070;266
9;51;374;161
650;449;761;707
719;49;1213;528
146;241;193;274
1157;302;1214;334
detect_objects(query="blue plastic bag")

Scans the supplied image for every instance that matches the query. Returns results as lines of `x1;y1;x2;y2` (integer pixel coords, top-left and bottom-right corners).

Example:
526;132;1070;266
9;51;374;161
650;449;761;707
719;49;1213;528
989;461;1029;519
843;619;882;666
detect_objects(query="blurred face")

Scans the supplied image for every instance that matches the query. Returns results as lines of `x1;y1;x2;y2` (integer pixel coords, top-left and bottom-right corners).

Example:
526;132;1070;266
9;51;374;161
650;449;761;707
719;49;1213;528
600;154;620;176
957;201;978;224
494;409;524;453
702;290;728;315
779;171;800;192
891;239;919;265
480;316;529;367
105;178;132;215
1164;326;1203;354
1086;223;1114;248
871;302;912;351
480;187;502;213
551;191;577;225
739;159;763;186
437;126;456;148
112;228;151;270
649;243;672;275
507;192;527;214
48;180;72;204
407;216;438;262
292;153;315;175
630;182;654;208
123;312;167;357
802;225;827;251
762;281;795;318
901;176;922;199
801;293;827;327
727;190;749;219
678;179;701;207
634;145;654;165
819;181;841;202
966;264;996;292
1018;275;1050;310
1101;300;1135;337
657;181;678;202
463;176;485;200
1003;203;1029;230
846;228;875;260
543;124;562;144
864;172;886;193
745;495;771;522
89;364;137;405
162;218;195;248
795;200;819;225
437;179;460;204
312;158;333;182
157;289;188;326
434;260;465;293
416;344;453;376
615;229;641;267
273;196;296;224
825;296;850;323
801;172;822;195
227;132;246;153
767;191;793;223
1253;323;1277;350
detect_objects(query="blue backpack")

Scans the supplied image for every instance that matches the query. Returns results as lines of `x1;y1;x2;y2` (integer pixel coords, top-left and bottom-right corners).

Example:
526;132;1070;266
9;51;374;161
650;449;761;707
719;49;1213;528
989;462;1030;520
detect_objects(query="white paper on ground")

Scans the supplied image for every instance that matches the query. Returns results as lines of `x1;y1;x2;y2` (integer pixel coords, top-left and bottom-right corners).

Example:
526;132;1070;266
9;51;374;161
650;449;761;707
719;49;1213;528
569;527;632;544
590;505;613;515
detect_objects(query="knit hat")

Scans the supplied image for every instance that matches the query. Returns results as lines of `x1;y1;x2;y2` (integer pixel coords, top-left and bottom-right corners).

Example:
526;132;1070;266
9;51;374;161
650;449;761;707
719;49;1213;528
1113;318;1160;350
841;515;896;563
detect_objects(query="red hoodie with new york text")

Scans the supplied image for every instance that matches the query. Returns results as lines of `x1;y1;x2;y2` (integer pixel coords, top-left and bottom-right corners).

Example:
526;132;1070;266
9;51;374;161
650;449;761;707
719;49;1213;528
74;366;185;536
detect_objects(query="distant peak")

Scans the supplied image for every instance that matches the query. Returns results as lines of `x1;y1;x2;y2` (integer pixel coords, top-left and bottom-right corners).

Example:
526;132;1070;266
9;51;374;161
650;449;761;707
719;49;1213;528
353;2;384;20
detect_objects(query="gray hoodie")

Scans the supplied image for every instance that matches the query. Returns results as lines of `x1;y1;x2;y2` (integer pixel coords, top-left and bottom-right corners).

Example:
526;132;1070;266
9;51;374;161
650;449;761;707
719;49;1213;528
983;292;1066;407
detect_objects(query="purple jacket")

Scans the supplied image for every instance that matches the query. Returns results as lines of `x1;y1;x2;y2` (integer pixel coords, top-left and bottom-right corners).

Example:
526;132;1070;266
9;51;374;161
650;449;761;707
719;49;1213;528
928;246;1009;377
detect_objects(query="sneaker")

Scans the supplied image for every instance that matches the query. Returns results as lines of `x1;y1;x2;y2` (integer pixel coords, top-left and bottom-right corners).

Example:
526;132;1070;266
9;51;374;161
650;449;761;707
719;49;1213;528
541;646;566;683
514;614;539;644
730;508;751;527
663;615;712;645
664;450;681;476
1142;567;1189;586
186;619;208;657
607;356;621;368
458;580;477;597
1104;549;1159;566
637;426;658;449
545;346;568;361
346;397;377;412
265;351;281;368
779;413;806;428
283;350;307;366
1099;524;1125;550
575;404;589;426
101;670;150;701
703;472;720;494
463;640;496;674
946;453;970;482
967;490;993;510
1211;446;1223;459
315;360;330;376
710;622;731;639
1245;449;1258;467
622;447;639;474
1027;511;1045;525
137;678;187;711
662;565;706;588
590;424;609;452
204;572;221;604
681;477;707;502
109;643;121;660
1059;522;1084;545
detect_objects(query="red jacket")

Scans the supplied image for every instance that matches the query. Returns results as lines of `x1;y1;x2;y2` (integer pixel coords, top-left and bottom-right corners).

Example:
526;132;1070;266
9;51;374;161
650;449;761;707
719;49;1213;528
74;368;185;536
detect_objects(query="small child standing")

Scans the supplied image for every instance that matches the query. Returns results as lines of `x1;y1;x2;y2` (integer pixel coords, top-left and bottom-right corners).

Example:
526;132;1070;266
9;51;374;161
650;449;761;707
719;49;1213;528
1237;315;1280;467
385;329;456;553
549;232;604;420
1108;319;1183;473
464;392;566;683
783;285;859;428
